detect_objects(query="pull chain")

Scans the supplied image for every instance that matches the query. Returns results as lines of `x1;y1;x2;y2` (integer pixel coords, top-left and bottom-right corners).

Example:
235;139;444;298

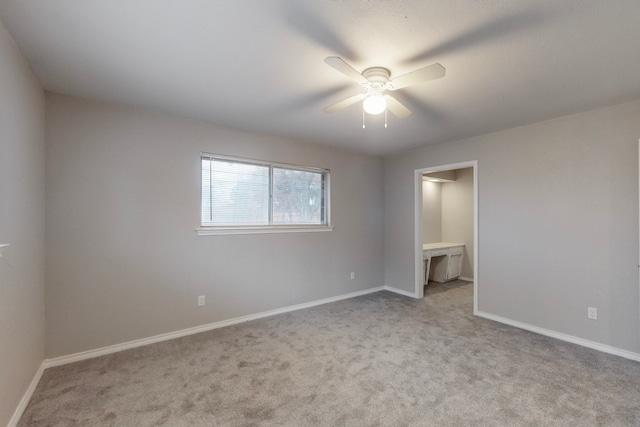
361;106;389;129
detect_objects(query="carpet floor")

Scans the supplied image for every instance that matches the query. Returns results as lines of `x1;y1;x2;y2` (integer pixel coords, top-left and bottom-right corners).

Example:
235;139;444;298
18;281;640;426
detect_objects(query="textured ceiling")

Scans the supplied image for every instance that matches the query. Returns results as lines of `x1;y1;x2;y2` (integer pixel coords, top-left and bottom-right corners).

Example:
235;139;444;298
2;1;640;155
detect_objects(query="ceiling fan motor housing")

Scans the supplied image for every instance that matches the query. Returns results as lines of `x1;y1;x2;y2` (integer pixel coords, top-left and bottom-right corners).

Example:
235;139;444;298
362;67;391;88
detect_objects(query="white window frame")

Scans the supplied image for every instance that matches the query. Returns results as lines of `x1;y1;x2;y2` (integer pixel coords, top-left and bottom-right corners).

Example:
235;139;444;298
197;153;333;236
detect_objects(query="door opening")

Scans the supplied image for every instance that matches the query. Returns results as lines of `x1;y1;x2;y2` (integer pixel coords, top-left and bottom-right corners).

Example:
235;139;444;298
414;161;478;314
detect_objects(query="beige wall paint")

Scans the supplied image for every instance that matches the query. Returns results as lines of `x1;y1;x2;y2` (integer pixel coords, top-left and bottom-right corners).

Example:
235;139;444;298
0;19;45;426
441;168;474;279
422;181;442;244
385;100;640;354
45;93;384;358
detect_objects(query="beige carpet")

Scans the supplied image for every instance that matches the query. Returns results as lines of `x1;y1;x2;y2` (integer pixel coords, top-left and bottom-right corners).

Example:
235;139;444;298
18;281;640;426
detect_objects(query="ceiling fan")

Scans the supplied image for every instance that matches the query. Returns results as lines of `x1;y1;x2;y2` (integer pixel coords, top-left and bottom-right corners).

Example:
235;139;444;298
323;56;446;119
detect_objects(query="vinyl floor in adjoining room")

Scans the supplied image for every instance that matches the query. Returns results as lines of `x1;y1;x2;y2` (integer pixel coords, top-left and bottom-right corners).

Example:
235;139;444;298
19;281;640;426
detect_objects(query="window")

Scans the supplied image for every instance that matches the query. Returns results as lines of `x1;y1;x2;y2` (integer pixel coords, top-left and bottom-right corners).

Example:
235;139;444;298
200;153;331;234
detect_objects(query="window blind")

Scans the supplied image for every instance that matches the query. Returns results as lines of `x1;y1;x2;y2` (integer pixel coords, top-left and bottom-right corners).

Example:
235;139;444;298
201;154;329;228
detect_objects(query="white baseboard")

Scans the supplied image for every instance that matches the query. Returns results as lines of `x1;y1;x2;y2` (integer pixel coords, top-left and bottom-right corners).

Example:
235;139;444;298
476;311;640;362
458;276;474;282
384;285;418;298
8;361;45;427
44;286;385;369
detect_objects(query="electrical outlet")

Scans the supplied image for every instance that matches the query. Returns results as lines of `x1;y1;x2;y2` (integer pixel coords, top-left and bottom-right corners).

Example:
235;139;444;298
350;272;355;280
198;295;205;307
587;307;597;320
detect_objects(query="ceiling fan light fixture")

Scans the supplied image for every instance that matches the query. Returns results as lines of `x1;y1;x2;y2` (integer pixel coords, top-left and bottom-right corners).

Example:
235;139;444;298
363;90;386;115
323;57;444;122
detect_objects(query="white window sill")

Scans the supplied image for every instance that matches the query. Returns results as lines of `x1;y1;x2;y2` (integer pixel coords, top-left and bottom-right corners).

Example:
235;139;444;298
196;225;334;236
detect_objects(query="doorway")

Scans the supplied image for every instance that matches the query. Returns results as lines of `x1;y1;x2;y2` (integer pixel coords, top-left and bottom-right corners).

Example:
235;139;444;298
414;161;478;314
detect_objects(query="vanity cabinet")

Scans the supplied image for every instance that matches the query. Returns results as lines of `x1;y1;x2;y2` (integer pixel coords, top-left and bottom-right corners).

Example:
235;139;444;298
422;243;464;284
446;246;464;280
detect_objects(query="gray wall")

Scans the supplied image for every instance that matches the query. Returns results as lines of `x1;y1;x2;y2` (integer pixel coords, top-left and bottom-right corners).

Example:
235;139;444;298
385;100;640;354
0;19;45;426
441;168;474;279
422;181;442;243
45;93;384;358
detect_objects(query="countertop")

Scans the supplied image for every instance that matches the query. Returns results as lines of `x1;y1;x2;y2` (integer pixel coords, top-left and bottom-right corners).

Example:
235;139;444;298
422;242;464;251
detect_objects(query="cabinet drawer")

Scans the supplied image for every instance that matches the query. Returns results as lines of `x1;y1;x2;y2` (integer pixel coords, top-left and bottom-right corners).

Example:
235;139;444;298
430;248;449;257
449;246;464;256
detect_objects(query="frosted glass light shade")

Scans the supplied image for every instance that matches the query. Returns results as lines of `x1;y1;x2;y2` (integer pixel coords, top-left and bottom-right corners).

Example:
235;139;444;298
363;94;386;115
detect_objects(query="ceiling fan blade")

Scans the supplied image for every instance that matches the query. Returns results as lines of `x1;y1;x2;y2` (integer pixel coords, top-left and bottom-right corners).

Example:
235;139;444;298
323;93;366;113
388;63;446;90
324;57;368;84
383;95;412;118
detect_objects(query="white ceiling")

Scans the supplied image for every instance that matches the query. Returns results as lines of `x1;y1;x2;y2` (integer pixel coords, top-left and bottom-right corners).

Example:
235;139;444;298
2;1;640;155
